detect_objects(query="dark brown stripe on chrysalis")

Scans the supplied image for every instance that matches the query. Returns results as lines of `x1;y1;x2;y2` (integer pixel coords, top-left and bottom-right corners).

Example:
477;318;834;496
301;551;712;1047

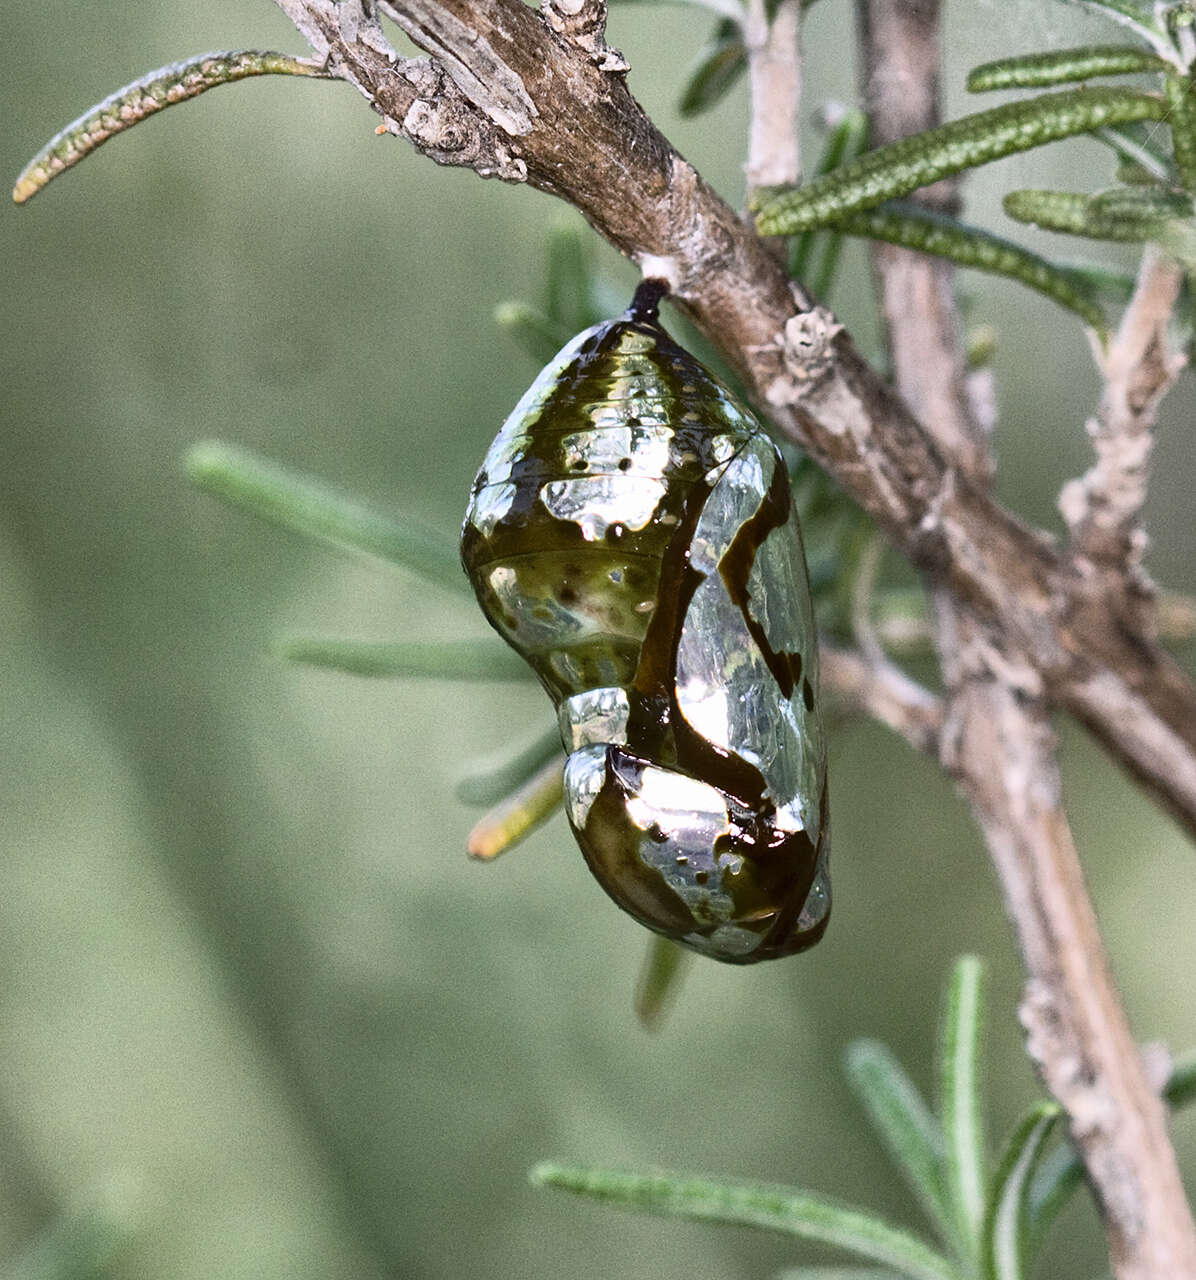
718;457;804;700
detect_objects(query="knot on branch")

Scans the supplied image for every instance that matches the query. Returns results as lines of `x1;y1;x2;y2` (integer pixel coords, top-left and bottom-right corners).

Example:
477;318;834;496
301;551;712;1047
541;0;629;72
783;307;845;369
375;56;528;180
1019;980;1116;1140
761;302;847;408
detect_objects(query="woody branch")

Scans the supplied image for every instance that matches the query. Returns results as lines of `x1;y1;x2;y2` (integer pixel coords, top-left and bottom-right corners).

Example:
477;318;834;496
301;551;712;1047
275;0;1196;841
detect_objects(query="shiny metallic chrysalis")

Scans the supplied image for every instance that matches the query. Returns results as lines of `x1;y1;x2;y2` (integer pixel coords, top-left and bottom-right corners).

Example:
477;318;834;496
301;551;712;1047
461;281;829;962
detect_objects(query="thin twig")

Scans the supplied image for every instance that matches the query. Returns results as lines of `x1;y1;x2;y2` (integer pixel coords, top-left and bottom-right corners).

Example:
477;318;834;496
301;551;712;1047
12;50;335;205
868;587;1196;654
820;644;942;754
1059;246;1187;582
743;0;801;193
939;621;1196;1280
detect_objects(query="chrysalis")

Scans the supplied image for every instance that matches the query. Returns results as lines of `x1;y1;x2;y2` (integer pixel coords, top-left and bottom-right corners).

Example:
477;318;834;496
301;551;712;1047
461;281;829;962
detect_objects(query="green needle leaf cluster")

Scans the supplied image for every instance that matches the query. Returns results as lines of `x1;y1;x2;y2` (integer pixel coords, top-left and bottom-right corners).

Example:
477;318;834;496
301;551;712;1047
765;0;1196;331
826;204;1108;330
967;45;1166;92
532;956;1196;1280
185;439;567;857
756;88;1167;235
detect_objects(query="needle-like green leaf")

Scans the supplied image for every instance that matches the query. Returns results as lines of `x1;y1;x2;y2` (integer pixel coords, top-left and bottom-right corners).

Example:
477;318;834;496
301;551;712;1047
1005;188;1118;235
1165;71;1196;189
1022;1141;1083;1258
966;45;1166;93
1089;183;1195;220
1004;187;1196;264
939;956;986;1270
466;755;564;861
845;1040;955;1251
756;88;1167;235
634;935;691;1030
678;21;747;118
829;202;1107;329
494;301;573;364
13;50;334;204
456;724;563;807
1053;260;1139;302
186;441;468;594
790;110;869;286
982;1103;1060;1280
529;1166;962;1280
277;637;530;681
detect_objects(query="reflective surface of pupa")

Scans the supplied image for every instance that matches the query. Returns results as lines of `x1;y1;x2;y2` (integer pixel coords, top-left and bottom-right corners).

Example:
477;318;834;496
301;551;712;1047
461;281;829;962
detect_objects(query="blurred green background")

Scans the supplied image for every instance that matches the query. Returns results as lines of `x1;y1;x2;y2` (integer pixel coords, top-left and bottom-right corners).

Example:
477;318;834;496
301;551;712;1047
2;2;1194;1277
